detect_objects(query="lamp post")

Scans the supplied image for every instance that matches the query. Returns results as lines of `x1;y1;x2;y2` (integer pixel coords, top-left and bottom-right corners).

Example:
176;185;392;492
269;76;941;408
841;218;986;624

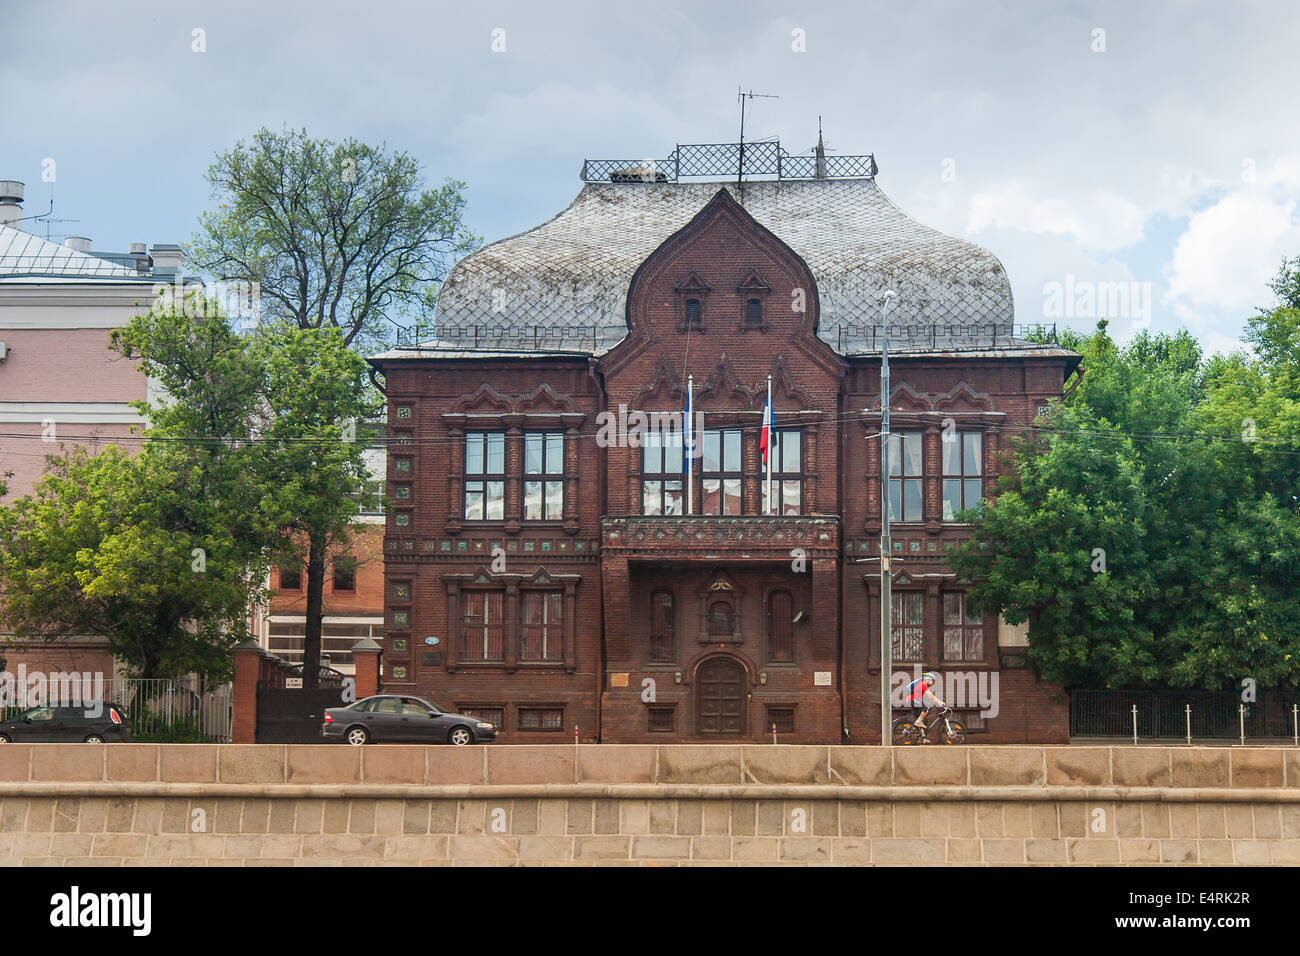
879;291;897;746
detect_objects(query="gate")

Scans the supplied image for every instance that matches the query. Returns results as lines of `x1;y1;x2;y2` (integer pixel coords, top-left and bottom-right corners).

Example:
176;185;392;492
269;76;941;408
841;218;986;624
256;665;351;743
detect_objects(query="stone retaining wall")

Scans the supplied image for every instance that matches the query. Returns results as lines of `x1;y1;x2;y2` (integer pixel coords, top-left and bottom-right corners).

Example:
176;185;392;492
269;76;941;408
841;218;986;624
2;744;1298;865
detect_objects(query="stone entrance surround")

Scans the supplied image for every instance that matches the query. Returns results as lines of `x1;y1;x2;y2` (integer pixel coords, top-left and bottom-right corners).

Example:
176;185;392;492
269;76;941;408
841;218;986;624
1;744;1298;865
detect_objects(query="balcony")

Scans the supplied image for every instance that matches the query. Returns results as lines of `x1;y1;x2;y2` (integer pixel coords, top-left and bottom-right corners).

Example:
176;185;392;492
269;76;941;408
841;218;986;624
601;515;839;561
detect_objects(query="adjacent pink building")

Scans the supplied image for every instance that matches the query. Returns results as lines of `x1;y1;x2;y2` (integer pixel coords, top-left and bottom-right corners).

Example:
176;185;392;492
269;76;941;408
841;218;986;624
0;178;190;673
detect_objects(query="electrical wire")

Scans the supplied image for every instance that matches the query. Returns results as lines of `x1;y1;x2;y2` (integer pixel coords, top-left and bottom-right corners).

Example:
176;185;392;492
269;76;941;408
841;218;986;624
1;416;1298;452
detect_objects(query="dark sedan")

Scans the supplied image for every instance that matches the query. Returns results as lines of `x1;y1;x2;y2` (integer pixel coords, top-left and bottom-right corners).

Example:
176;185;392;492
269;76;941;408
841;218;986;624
0;704;132;743
322;695;497;746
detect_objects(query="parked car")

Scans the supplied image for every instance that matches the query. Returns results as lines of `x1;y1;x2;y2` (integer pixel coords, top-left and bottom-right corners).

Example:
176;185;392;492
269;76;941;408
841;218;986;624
322;695;498;746
0;704;132;743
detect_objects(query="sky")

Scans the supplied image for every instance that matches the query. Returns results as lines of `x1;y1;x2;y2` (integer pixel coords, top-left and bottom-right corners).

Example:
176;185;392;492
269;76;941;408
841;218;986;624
3;0;1299;357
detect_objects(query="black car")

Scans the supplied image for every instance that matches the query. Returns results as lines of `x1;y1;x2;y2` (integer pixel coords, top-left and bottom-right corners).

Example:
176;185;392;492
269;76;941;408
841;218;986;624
0;704;132;743
322;695;497;746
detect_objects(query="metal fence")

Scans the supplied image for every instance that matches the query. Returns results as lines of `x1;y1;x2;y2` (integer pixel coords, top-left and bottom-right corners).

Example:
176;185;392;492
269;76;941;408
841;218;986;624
1070;689;1300;740
0;677;233;743
581;140;879;184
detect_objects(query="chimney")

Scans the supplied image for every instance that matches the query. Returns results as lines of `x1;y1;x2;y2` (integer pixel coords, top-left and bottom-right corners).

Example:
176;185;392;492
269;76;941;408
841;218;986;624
148;243;185;276
65;236;92;252
0;181;23;228
129;242;150;273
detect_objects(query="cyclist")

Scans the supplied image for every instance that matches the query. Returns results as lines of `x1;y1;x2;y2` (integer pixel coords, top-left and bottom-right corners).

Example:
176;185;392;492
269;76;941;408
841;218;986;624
904;672;945;742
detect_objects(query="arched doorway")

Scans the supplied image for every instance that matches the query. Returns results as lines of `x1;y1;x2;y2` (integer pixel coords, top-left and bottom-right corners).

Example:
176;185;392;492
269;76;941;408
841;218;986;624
696;656;746;736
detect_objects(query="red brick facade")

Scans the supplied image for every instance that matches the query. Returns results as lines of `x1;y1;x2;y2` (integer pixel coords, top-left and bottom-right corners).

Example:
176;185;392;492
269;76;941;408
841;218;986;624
259;525;386;673
371;189;1077;744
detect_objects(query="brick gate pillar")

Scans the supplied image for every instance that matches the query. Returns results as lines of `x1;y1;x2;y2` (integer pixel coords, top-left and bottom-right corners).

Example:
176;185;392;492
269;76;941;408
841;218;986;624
351;637;382;700
232;640;268;744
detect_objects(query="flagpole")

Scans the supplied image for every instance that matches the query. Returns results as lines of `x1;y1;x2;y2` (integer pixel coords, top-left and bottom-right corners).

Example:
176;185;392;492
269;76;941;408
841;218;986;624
879;291;897;746
765;374;773;515
686;375;694;515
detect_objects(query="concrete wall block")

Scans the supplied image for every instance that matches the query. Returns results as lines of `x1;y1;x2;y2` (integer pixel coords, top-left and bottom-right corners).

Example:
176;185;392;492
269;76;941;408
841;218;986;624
742;746;831;784
1045;747;1110;786
1170;748;1229;788
970;747;1045;786
218;745;286;784
1024;838;1067;862
1231;749;1284;789
871;838;945;864
778;837;831;862
892;747;967;786
574;835;631;860
657;746;743;784
1111;748;1171;787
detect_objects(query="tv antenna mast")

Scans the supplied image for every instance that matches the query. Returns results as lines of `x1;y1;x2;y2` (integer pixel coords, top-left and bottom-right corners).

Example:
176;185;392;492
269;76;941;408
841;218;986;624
737;86;779;188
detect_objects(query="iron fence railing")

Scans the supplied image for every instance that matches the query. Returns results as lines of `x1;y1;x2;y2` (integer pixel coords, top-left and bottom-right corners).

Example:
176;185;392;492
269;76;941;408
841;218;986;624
0;678;233;742
1070;689;1299;739
824;322;1057;353
581;140;878;183
395;322;607;352
113;678;233;742
392;321;1059;354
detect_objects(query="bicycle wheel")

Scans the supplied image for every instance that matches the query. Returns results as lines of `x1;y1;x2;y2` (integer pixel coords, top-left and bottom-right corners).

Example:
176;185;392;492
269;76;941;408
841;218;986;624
893;720;920;745
941;718;966;745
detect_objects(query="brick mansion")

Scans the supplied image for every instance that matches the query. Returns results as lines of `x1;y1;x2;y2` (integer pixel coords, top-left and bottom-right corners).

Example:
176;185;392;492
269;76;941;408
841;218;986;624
367;139;1080;744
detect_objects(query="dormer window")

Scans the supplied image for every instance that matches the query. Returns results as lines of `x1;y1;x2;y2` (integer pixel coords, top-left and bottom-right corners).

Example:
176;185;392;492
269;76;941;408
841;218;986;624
685;298;702;329
675;270;711;332
737;269;771;330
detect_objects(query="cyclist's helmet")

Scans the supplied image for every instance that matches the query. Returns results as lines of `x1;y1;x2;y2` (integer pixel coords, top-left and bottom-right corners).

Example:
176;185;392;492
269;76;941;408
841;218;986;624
922;672;938;684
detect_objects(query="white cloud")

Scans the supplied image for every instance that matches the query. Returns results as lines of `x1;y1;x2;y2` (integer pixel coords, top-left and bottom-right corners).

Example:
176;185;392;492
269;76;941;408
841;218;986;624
1166;191;1300;317
966;181;1148;253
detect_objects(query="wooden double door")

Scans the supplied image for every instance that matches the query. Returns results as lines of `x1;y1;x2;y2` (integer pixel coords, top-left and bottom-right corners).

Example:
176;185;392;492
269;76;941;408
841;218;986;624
696;657;746;736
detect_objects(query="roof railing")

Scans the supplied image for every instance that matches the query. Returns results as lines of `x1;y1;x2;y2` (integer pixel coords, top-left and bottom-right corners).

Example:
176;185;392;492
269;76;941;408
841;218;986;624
581;140;878;183
826;321;1059;352
395;321;1059;353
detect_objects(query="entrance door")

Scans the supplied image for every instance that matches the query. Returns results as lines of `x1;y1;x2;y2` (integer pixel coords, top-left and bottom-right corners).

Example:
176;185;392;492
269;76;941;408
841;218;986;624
697;657;745;736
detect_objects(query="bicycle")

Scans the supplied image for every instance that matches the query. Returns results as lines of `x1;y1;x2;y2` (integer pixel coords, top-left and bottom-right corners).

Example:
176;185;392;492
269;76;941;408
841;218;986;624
892;706;966;745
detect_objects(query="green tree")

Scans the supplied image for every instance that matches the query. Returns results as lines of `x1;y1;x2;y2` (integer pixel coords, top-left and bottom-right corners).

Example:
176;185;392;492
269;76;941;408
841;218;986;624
190;126;477;354
248;323;380;688
0;445;257;680
0;293;272;679
947;321;1297;690
189;126;472;682
114;292;379;687
1185;269;1300;687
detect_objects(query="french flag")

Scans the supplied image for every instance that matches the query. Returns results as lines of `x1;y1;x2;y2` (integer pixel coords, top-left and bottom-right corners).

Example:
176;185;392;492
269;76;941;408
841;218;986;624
760;377;773;464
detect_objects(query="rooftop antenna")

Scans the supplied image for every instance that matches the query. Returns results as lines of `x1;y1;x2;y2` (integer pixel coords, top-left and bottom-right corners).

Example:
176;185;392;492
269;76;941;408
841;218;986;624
737;86;779;190
813;116;834;179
